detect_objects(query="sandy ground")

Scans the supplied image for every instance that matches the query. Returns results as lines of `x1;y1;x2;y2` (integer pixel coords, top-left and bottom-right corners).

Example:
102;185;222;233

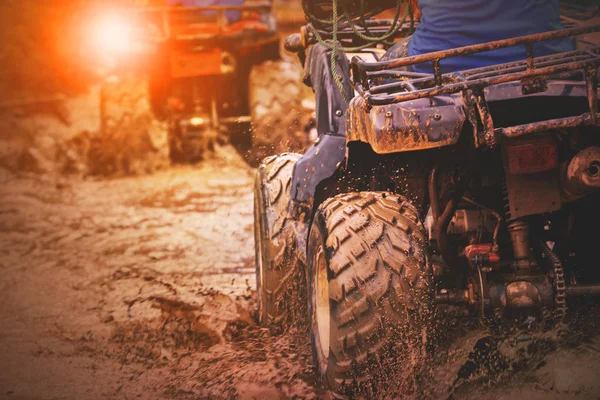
1;146;599;400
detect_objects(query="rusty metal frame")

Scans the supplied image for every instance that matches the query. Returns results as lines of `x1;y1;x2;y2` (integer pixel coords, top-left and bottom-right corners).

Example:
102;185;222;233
350;25;600;147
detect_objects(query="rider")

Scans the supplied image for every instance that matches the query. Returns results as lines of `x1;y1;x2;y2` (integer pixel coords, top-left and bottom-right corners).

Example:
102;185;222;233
387;0;575;73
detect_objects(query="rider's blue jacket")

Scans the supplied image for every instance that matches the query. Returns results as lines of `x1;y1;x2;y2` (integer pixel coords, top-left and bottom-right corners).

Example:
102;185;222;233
408;0;575;73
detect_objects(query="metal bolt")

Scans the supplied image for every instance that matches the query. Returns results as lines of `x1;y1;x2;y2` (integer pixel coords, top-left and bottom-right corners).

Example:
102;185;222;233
385;111;392;118
433;113;442;121
335;110;343;117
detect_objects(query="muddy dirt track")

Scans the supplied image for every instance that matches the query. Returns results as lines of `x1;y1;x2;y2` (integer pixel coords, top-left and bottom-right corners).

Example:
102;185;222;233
1;146;600;400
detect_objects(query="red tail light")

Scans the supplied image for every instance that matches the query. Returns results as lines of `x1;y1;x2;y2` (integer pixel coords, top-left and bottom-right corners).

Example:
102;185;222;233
507;139;558;174
464;244;500;265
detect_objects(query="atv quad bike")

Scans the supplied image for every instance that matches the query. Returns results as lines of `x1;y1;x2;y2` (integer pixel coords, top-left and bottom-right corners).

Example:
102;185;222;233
97;1;308;164
255;0;600;395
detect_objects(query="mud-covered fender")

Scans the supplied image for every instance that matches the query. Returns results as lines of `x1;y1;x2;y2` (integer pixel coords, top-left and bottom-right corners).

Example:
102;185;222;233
346;94;467;153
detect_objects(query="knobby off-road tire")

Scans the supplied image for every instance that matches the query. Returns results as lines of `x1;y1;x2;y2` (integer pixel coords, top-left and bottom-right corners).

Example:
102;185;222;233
308;192;433;396
254;153;304;333
92;76;168;175
249;60;307;164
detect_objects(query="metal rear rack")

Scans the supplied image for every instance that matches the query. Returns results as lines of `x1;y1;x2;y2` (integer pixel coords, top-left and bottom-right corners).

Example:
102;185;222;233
350;25;600;147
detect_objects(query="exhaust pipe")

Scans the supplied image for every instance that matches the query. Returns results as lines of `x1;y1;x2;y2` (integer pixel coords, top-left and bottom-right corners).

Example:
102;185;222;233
560;146;600;202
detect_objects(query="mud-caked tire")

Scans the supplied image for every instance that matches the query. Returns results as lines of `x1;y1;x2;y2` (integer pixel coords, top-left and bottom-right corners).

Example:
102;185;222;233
249;60;308;164
91;76;168;175
307;192;433;396
254;153;304;332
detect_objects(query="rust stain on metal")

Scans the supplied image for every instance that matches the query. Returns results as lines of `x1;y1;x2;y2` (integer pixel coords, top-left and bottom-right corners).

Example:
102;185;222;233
346;96;464;154
350;25;600;149
359;25;600;72
585;66;598;124
368;58;599;105
498;113;600;138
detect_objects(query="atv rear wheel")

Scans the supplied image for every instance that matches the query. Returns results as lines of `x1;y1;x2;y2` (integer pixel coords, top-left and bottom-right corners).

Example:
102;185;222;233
308;192;432;395
249;60;307;163
254;153;303;332
92;76;168;175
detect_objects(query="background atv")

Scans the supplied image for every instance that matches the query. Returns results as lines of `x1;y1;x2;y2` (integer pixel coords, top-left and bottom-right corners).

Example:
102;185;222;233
96;1;309;165
255;0;600;395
